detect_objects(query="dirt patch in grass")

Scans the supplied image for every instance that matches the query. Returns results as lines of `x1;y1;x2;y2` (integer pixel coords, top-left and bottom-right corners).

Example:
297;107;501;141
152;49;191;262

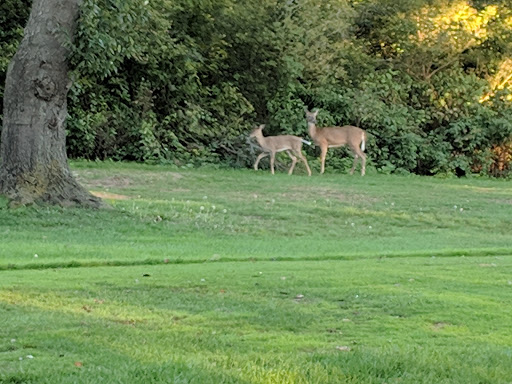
162;172;184;181
431;322;451;331
160;188;191;193
479;263;497;267
489;199;512;205
142;172;185;183
94;176;134;188
78;171;185;190
288;186;379;204
91;191;131;200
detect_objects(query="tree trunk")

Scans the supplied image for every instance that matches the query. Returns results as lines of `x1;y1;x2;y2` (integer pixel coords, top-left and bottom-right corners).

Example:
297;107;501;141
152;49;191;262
0;0;103;208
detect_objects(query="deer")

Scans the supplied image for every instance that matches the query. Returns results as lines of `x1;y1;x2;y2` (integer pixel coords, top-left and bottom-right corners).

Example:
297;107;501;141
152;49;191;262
305;109;367;176
249;124;312;176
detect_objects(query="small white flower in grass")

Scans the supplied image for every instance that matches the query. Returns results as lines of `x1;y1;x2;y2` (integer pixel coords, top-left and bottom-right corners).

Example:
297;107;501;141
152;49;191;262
454;205;457;209
135;279;139;283
203;196;208;199
280;276;286;280
351;223;355;227
368;226;372;229
11;339;16;343
200;278;206;282
212;205;216;210
34;254;38;258
259;272;263;275
200;206;205;211
355;294;359;298
222;209;227;213
271;199;275;204
26;355;34;359
391;202;395;206
253;194;258;199
19;357;23;361
460;208;464;212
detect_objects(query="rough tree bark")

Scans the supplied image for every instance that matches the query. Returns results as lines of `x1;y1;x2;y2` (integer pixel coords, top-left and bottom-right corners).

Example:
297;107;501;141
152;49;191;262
0;0;103;208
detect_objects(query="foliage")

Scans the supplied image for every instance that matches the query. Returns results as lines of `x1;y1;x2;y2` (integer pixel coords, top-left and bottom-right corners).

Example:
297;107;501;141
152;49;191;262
1;0;512;176
0;0;31;126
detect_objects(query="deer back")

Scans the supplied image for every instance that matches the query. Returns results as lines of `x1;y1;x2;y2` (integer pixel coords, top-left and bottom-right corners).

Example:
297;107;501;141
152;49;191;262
260;135;304;152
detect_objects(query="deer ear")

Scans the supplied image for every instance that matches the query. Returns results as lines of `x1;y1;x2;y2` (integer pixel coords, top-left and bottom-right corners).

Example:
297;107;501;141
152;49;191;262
313;109;319;117
303;106;309;113
259;124;265;129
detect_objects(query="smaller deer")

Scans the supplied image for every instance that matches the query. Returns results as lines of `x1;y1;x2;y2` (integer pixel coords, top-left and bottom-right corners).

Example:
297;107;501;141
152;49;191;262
305;109;367;176
249;124;312;176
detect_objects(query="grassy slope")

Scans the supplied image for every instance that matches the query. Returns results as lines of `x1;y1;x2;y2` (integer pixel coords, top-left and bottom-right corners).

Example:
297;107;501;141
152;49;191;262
1;161;511;268
1;161;512;383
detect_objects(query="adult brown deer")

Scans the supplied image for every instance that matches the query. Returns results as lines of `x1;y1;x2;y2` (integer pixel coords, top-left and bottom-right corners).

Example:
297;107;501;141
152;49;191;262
249;124;312;176
305;109;367;176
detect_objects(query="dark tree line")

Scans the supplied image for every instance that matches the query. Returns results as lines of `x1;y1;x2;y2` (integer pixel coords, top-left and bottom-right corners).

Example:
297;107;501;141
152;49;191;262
2;0;512;178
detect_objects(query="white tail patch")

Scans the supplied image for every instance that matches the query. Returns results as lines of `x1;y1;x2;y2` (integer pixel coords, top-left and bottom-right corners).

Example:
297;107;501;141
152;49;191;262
361;132;366;152
301;139;312;146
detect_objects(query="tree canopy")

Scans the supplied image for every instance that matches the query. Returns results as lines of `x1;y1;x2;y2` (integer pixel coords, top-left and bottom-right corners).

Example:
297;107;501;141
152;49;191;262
2;0;512;176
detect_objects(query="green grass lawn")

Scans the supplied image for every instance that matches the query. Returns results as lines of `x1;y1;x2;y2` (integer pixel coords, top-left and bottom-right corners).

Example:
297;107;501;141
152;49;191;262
1;161;512;383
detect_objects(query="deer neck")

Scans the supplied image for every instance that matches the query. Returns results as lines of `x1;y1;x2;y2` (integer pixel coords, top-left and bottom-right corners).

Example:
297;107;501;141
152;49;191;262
253;132;267;148
308;122;318;138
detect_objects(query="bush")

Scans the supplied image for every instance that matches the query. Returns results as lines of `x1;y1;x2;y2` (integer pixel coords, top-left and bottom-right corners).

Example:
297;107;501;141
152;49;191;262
2;0;512;176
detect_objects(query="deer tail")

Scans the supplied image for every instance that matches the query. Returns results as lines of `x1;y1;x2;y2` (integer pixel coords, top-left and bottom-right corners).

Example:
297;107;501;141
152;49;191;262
361;132;366;152
301;139;312;146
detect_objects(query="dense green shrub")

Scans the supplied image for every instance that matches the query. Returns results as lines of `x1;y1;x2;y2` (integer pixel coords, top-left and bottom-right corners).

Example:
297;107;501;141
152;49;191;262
0;0;31;123
1;0;512;176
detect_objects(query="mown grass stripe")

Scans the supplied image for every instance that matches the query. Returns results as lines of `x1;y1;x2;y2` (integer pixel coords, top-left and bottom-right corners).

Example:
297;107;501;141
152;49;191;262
2;247;511;271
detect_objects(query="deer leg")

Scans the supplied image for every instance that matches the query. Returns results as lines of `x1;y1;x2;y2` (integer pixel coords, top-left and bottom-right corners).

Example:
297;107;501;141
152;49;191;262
320;144;328;174
270;152;276;175
296;151;312;176
285;150;298;175
352;147;366;176
254;152;268;171
350;154;359;175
